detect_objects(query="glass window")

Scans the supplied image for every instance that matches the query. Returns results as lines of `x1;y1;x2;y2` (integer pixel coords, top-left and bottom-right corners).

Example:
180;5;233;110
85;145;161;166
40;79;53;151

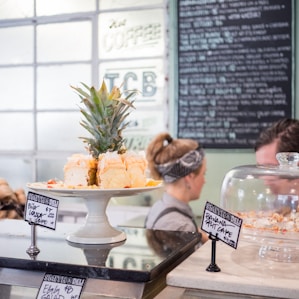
125;110;166;136
0;113;34;150
37;64;91;109
100;59;165;109
37;112;87;151
36;0;96;16
99;0;164;10
0;158;33;189
0;0;168;191
0;68;34;110
98;9;165;59
37;21;92;62
37;159;65;182
0;26;33;64
0;0;33;19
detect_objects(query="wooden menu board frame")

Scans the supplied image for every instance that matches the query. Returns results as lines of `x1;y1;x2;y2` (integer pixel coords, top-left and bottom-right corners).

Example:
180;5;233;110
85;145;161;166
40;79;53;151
177;0;294;149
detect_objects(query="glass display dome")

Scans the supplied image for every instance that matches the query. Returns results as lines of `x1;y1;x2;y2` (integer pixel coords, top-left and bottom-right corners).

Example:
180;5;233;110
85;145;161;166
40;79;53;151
220;152;299;262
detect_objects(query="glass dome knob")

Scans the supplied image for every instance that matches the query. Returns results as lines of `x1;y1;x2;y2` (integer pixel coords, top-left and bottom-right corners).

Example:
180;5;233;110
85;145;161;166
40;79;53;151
276;152;299;168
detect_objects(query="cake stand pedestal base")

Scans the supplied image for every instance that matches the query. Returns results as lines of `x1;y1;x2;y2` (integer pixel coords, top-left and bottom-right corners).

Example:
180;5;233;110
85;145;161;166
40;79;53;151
66;195;126;245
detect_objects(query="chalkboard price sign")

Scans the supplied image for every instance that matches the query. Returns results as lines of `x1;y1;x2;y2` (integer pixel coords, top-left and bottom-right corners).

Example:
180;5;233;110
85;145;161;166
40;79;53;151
25;192;59;230
201;201;242;249
37;273;85;299
178;0;293;148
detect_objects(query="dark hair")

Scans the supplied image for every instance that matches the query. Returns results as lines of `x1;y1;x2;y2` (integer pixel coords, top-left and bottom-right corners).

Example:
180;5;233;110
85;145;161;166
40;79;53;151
255;118;299;152
146;132;201;180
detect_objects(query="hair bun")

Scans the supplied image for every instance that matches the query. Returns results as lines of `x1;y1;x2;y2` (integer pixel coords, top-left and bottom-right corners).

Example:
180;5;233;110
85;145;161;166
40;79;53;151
166;136;173;144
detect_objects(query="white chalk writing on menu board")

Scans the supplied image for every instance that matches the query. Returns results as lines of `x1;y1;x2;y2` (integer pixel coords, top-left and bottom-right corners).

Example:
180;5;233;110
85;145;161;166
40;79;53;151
25;192;59;230
37;273;85;299
201;201;242;249
178;0;293;148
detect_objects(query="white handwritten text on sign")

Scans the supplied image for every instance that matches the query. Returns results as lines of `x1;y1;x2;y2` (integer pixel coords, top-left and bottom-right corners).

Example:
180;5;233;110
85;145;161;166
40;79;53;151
37;273;86;299
201;201;242;249
25;192;59;230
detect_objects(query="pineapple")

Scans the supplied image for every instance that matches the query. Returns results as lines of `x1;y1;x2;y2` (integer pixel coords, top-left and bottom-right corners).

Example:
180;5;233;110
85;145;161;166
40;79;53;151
71;81;138;159
65;80;146;188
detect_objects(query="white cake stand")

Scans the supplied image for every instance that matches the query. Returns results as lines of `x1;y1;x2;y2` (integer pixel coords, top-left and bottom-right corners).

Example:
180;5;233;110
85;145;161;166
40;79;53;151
27;184;162;245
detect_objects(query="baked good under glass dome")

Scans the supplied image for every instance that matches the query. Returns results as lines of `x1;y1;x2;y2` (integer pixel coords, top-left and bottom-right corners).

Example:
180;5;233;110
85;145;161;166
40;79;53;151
220;152;299;262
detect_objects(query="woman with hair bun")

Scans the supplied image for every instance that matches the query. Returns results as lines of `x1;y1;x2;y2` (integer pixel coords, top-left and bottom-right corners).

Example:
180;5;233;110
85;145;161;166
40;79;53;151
145;132;208;243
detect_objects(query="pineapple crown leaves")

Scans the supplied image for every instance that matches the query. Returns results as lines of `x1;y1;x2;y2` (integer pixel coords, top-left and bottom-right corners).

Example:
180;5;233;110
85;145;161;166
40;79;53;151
71;80;138;158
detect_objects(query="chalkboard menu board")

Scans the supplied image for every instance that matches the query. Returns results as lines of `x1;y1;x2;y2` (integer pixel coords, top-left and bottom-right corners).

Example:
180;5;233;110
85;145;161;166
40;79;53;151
177;0;293;149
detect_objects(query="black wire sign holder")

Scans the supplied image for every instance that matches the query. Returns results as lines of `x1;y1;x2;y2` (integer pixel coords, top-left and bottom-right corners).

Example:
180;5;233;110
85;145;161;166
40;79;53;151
26;222;40;259
201;201;243;273
206;233;221;272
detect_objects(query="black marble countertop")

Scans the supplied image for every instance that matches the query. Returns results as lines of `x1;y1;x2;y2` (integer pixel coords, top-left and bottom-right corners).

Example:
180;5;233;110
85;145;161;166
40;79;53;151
0;219;200;283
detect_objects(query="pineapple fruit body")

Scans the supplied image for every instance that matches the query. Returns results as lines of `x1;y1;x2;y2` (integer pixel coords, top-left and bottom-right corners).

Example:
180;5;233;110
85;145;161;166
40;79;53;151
64;81;147;189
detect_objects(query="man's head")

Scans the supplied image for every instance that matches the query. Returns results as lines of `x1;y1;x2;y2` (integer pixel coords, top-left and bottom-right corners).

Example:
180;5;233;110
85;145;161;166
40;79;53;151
255;118;299;165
